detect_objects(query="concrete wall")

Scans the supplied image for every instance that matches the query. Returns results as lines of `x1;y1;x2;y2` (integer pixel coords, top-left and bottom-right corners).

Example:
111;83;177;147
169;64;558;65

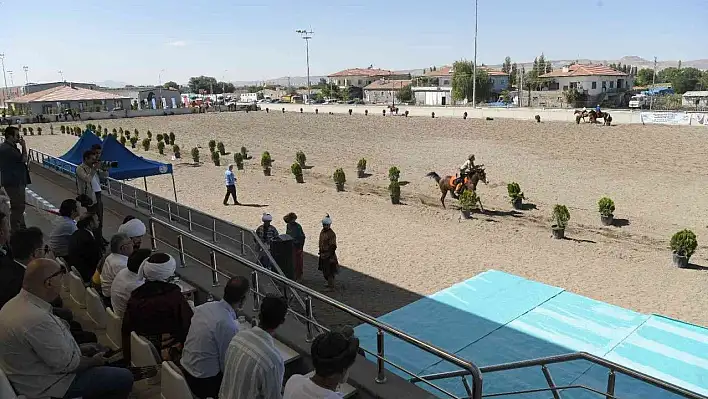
272;102;654;124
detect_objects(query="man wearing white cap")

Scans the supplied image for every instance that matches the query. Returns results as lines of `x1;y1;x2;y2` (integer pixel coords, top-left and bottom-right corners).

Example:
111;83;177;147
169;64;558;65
255;213;279;270
318;214;339;291
117;217;146;251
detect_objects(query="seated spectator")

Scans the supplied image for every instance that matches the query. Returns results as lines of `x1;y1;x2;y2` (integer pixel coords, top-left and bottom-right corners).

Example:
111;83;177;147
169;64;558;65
100;233;134;306
48;198;80;258
181;276;250;399
67;210;104;282
0;258;134;398
117;217;146;251
122;215;136;224
0;227;48;309
111;248;152;317
283;327;360;399
122;252;193;364
219;294;288;399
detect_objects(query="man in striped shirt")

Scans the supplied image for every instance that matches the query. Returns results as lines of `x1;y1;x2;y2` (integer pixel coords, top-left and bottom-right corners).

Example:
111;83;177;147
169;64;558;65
219;294;288;399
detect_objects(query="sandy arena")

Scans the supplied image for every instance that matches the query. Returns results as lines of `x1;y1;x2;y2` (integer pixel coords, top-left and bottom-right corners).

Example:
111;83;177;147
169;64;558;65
23;112;708;327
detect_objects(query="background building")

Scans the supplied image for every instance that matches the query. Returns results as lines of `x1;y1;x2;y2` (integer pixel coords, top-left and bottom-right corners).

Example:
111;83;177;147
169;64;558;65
7;85;131;115
364;80;411;104
138;87;182;109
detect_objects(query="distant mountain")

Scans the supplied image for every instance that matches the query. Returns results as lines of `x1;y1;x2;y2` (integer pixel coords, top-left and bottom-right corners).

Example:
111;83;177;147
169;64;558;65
485;56;708;71
95;80;130;88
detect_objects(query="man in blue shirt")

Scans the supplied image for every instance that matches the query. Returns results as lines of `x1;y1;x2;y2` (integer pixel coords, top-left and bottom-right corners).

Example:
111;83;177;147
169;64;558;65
595;104;601;114
223;165;240;206
181;276;250;399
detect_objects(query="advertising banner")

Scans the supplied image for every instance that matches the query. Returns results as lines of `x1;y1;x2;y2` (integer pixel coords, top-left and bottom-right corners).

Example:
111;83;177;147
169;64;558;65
690;113;708;126
640;112;691;125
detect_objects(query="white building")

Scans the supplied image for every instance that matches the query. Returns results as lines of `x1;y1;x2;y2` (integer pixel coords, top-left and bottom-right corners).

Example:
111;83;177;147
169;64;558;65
682;91;708;108
363;79;411;104
539;64;632;96
327;68;409;89
240;92;258;102
411;65;509;105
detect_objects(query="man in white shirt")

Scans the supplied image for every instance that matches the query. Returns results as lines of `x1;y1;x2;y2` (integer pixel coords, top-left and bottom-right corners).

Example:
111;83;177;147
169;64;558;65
0;258;133;398
111;248;152;317
219;294;288;399
100;233;134;305
284;327;359;399
181;276;250;398
76;147;108;243
48;199;79;258
117;218;146;251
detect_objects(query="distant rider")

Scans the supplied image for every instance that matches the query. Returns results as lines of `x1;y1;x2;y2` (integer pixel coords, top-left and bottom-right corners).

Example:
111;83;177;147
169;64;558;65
455;154;475;196
595;104;601;114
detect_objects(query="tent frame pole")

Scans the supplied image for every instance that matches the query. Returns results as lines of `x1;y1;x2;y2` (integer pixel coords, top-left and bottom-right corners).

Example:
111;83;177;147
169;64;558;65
171;173;178;202
143;176;148;192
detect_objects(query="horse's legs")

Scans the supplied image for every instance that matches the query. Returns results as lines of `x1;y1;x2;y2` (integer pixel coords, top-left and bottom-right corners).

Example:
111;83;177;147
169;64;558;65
477;197;485;213
440;189;447;209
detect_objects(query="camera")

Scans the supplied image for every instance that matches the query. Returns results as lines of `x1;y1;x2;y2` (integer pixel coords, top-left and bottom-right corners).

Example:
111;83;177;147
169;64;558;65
100;161;119;168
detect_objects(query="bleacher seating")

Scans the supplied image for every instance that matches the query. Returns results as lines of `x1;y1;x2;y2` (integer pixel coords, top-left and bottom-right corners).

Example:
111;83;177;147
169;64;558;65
160;361;196;399
68;270;86;309
105;307;123;350
85;287;107;329
130;332;161;385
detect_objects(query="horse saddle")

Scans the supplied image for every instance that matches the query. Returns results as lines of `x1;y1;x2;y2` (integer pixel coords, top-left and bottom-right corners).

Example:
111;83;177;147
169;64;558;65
449;176;468;187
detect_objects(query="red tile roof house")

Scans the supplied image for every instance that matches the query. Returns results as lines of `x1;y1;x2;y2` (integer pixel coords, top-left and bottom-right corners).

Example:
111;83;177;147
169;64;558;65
7;85;132;116
363;79;412;104
327;68;410;89
412;65;509;105
538;64;633;97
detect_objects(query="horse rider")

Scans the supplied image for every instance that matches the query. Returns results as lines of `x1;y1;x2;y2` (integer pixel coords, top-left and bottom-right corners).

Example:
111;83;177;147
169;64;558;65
595;104;601;114
455;154;476;196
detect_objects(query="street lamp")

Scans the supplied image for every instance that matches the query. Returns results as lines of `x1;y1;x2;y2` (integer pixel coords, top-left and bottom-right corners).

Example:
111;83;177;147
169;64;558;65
22;66;28;86
295;29;314;102
58;70;64;82
0;54;8;99
7;70;13;87
471;0;478;106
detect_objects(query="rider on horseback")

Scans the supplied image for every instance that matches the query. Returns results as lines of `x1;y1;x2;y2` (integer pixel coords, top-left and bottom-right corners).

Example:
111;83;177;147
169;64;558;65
595;104;601;114
455;154;476;196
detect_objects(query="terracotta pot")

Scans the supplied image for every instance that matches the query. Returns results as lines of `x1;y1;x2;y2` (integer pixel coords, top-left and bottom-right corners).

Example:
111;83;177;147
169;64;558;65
512;197;523;210
600;214;614;226
672;252;689;268
551;225;565;239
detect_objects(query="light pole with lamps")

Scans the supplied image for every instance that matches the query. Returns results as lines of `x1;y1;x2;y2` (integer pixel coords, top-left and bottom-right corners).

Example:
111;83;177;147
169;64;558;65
7;70;13;87
0;54;8;100
471;0;478;106
22;66;28;86
158;69;165;109
58;70;64;82
295;29;314;102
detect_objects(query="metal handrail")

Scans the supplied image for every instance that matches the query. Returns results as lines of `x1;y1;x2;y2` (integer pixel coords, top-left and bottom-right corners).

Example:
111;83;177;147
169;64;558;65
26;148;306;312
149;216;483;398
411;351;706;399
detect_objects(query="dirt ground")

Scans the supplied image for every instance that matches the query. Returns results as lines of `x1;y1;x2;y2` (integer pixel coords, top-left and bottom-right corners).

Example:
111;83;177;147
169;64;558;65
24;112;708;327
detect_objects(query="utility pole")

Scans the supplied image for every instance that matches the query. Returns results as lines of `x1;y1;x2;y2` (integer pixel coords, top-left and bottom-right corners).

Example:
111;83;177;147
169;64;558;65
58;70;64;82
7;70;13;87
0;54;8;105
471;0;478;106
649;56;657;111
22;66;28;86
519;66;524;107
296;29;314;102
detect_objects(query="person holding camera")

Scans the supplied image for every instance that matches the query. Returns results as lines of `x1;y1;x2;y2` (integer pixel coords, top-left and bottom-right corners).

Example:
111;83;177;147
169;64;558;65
76;149;108;243
0;126;31;232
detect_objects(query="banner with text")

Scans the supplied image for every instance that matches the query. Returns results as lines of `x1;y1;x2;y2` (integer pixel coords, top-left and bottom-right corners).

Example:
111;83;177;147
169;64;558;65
690;113;708;126
640;112;691;126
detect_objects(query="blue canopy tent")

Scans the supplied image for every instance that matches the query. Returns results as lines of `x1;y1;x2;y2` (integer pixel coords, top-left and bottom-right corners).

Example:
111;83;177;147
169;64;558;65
100;135;177;200
42;131;103;175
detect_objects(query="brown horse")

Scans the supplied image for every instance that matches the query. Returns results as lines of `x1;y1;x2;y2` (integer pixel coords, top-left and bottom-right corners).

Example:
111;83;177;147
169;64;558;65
589;110;612;126
574;109;589;124
426;168;488;209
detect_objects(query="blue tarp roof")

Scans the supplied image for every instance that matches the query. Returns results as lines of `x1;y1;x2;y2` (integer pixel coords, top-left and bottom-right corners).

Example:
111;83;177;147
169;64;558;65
54;131;173;180
100;135;173;180
642;87;674;96
60;131;102;165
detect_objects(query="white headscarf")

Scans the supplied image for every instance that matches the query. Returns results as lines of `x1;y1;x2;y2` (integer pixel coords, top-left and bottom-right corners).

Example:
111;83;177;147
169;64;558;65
118;218;146;238
137;253;177;282
262;213;273;222
322;214;332;226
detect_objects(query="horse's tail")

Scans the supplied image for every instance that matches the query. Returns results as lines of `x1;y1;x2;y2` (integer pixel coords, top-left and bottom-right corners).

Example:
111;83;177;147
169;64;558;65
426;172;441;183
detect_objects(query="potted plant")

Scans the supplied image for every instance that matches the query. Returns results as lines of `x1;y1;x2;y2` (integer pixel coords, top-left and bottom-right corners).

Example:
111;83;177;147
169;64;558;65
348;109;352;115
118;127;123;135
389;180;401;204
37;127;42;135
104;128;108;136
125;130;131;139
113;128;118;135
60;125;66;134
356;158;367;178
191;147;200;164
169;132;176;145
130;136;138;148
296;151;306;168
365;110;368;116
598;197;615;226
670;229;697;268
388;166;400;182
459;190;479;219
156;133;164;142
234;152;244;170
147;130;152;140
141;138;151;151
333;168;346;191
97;124;102;132
551;204;570;239
217;141;226;155
208;140;216;154
261;151;273;176
507;182;525;210
432;112;435;118
157;141;166;155
291;163;304;183
382;109;386;116
28;127;34;135
241;146;251;159
120;135;127;146
22;127;27;135
173;145;181;158
211;151;220;166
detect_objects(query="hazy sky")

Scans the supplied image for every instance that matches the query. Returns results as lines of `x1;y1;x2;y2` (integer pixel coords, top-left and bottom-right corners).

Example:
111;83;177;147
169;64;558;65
2;0;706;85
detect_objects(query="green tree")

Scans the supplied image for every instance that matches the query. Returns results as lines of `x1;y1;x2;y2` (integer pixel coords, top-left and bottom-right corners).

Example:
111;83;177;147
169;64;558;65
510;63;518;88
699;71;708;90
397;84;413;103
658;67;702;94
163;81;179;90
634;68;655;86
451;60;491;103
502;56;512;73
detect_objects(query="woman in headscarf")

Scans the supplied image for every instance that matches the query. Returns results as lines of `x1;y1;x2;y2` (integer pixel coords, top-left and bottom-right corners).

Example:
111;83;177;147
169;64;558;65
284;212;306;282
121;252;193;364
318;214;338;291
